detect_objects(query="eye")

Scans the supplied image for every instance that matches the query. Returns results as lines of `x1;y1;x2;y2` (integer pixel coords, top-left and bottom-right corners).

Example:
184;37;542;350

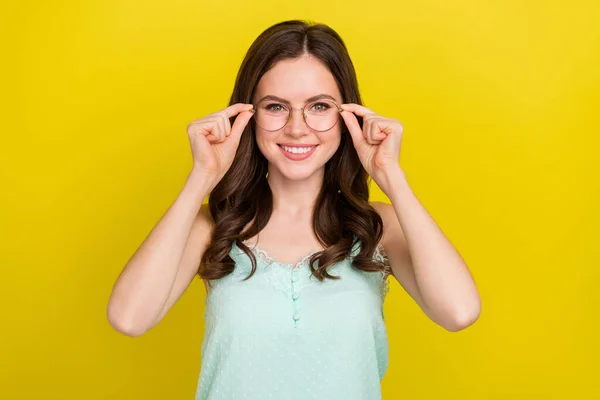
264;103;287;112
310;102;332;112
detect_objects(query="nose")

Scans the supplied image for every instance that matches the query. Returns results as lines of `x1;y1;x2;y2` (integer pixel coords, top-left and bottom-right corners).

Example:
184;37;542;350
285;107;310;137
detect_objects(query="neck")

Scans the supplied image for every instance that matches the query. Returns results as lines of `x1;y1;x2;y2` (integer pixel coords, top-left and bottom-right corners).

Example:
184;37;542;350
266;167;324;216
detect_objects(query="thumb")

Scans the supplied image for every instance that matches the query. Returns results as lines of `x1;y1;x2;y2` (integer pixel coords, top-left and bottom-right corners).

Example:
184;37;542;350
341;110;366;147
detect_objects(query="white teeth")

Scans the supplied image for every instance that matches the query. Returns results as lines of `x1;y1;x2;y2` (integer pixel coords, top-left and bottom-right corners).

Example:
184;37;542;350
281;145;315;154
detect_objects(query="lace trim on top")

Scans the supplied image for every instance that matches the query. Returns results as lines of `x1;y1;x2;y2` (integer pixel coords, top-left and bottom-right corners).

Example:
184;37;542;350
373;244;392;299
240;240;391;300
241;240;317;270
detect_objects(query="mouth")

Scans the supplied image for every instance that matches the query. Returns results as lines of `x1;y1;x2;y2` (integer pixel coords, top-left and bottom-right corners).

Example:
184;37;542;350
277;144;319;161
277;144;319;154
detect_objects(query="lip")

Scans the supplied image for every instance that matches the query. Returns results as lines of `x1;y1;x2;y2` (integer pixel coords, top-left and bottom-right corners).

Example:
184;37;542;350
278;144;318;161
277;143;319;147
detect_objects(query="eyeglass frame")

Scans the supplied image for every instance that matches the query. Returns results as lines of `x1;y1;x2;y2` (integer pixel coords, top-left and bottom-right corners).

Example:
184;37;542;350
249;99;344;132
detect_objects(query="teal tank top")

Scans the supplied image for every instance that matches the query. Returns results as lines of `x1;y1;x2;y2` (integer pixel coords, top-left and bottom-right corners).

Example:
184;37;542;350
195;239;391;399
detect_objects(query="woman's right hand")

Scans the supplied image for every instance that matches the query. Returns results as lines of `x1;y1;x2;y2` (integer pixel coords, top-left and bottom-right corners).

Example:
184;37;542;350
186;103;255;182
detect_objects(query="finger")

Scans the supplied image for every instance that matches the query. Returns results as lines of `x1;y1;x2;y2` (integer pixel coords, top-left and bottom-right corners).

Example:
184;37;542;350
340;110;366;147
228;110;254;145
365;117;387;144
187;119;215;137
211;113;228;143
368;119;388;144
215;116;227;142
192;117;223;143
219;113;234;143
203;116;225;142
341;103;377;118
364;115;376;145
223;103;254;119
363;115;383;145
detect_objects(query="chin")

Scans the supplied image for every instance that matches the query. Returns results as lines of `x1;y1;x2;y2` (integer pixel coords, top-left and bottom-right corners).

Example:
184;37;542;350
272;162;323;181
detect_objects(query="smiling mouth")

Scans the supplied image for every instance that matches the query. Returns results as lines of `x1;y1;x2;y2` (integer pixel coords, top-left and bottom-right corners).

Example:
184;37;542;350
277;144;318;154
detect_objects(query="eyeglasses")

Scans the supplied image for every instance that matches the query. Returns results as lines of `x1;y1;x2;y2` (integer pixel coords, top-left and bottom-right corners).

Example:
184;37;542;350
251;98;343;132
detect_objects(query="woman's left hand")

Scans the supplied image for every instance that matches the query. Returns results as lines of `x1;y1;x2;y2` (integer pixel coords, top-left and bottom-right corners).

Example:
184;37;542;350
340;103;404;193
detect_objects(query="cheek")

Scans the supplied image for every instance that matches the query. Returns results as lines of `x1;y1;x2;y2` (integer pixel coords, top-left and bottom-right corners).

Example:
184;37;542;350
324;129;342;149
254;131;283;161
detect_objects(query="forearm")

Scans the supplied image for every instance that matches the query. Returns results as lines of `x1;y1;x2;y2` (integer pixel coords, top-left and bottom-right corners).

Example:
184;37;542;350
107;168;215;335
383;167;481;331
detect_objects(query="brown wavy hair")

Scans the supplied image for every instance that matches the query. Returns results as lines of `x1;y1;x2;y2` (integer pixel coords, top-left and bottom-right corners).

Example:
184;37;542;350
199;20;386;284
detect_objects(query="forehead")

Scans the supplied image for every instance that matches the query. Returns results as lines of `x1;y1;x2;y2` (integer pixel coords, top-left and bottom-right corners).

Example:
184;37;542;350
254;56;342;104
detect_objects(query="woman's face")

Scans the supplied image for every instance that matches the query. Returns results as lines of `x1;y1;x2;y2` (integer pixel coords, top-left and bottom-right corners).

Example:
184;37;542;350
252;55;343;181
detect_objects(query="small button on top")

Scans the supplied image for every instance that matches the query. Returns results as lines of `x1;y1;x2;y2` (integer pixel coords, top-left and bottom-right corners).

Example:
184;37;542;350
292;292;299;301
293;313;301;321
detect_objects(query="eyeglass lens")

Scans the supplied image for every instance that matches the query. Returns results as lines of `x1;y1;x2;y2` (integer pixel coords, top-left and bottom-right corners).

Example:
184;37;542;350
253;99;340;132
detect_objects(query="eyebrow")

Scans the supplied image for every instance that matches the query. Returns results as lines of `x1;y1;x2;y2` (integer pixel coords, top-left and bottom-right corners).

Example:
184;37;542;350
256;94;339;104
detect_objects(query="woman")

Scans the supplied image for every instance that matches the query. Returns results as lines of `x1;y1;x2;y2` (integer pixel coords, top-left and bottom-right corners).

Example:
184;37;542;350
107;20;481;399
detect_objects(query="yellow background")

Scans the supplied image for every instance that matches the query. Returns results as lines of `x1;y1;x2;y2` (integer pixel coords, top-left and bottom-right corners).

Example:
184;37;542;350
1;0;599;399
